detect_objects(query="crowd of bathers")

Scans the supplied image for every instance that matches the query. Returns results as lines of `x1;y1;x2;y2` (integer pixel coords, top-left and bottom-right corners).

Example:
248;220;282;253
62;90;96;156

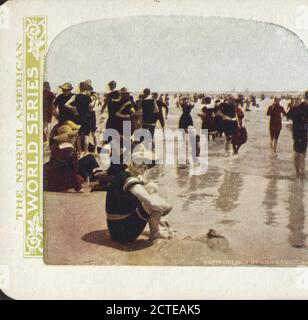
43;79;308;243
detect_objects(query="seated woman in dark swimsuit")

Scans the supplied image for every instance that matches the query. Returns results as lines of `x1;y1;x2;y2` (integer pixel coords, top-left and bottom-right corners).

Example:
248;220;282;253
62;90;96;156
106;150;174;244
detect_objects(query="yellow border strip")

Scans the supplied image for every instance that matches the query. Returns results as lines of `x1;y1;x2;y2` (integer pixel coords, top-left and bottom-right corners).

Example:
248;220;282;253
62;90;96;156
23;16;47;257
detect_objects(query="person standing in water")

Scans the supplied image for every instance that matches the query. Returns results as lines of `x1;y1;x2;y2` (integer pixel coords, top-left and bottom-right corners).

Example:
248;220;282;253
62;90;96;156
214;99;224;137
178;96;194;132
152;92;168;130
140;88;159;149
217;96;237;156
231;99;247;154
102;80;121;131
198;96;217;141
267;97;287;155
287;91;308;180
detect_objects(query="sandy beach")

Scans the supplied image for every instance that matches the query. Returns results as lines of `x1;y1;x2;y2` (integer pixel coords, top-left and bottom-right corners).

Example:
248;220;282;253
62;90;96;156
44;98;308;266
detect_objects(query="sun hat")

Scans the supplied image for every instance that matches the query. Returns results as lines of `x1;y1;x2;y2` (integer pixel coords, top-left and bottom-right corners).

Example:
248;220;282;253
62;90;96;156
120;87;131;94
59;82;73;91
179;96;189;101
63;120;81;131
53;125;77;143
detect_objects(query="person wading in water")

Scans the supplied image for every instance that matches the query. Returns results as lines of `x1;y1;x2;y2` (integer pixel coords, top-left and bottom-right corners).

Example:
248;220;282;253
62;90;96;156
267;97;287;155
287;91;308;180
140;88;159;150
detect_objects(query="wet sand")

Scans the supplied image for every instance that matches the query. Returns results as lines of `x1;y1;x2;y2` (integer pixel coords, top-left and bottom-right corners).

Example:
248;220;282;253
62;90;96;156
44;98;308;266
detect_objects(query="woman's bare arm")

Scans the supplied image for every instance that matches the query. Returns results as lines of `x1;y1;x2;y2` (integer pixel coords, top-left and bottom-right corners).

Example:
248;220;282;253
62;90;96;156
129;184;172;215
65;95;77;112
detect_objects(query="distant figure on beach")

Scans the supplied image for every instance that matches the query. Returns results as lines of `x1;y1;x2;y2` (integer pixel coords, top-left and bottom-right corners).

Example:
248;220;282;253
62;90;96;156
231;99;247;154
179;96;194;132
43;81;55;142
287;91;308;180
214;99;224;137
89;91;101;151
198;96;217;141
102;80;120;131
152;92;168;130
115;87;137;135
267;97;287;154
164;93;170;108
105;150;174;243
217;97;237;156
140;88;159;148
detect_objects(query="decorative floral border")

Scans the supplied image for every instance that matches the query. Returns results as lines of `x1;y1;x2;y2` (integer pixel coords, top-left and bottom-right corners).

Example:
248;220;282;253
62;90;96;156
24;17;47;257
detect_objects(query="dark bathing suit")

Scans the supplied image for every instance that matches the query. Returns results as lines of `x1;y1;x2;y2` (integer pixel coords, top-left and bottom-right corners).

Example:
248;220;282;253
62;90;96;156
267;103;287;139
220;102;237;136
106;171;150;243
141;98;157;137
179;104;194;130
116;96;135;136
156;99;168;128
54;93;75;125
105;90;120;130
287;102;308;153
75;93;92;135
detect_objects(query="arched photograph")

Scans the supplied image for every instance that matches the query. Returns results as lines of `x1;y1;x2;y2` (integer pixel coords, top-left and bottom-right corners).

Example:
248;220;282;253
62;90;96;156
43;15;308;266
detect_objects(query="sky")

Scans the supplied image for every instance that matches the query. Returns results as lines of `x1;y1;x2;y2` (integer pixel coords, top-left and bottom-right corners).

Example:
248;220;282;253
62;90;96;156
45;15;308;92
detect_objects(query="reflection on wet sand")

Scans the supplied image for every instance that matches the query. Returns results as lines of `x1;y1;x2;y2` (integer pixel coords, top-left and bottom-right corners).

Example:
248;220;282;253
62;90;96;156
175;165;222;211
175;165;190;189
262;162;279;226
215;168;243;213
287;181;307;248
176;166;200;211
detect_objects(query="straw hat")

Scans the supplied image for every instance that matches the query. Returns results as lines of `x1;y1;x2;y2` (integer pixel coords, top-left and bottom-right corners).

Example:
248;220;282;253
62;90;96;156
53;125;77;143
179;96;189;101
63;120;81;131
120;87;131;94
59;82;73;91
84;80;93;92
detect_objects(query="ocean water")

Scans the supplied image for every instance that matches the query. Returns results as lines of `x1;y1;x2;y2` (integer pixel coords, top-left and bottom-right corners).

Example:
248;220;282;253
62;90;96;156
144;97;308;264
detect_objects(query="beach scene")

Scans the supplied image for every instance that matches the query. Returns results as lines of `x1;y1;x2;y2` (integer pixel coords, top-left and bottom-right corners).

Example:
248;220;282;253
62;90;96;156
43;16;308;266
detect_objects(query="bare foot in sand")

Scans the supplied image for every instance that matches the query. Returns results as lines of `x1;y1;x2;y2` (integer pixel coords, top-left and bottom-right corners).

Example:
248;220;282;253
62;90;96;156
149;228;174;241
